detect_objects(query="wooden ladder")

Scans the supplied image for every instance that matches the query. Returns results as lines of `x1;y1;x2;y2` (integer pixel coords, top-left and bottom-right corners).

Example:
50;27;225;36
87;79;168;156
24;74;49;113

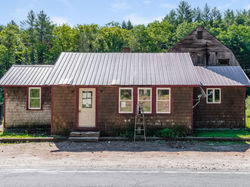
134;104;146;142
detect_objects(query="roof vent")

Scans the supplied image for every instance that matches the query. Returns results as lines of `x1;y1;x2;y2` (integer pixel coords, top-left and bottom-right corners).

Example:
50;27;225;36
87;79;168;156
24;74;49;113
197;31;203;39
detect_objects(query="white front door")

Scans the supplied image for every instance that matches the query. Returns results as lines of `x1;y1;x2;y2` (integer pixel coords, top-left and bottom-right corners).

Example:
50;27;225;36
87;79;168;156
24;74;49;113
78;88;96;128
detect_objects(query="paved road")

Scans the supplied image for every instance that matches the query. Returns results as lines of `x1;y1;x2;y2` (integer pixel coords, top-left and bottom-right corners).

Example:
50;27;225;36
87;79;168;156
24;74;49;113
0;169;249;187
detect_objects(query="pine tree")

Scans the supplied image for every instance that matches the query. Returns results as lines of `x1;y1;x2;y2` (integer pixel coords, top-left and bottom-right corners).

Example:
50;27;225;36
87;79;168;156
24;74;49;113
22;10;36;64
121;20;127;29
127;20;133;30
177;1;193;23
35;11;54;64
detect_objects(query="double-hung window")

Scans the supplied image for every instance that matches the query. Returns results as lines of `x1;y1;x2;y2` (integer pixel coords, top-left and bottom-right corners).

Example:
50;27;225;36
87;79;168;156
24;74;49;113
119;88;133;113
156;88;171;113
28;87;41;109
138;88;152;113
206;88;221;104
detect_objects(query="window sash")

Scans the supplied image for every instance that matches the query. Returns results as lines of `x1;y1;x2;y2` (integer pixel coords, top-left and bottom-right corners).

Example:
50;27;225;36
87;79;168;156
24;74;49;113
156;88;171;113
29;87;41;109
138;88;152;113
206;88;221;104
119;88;133;113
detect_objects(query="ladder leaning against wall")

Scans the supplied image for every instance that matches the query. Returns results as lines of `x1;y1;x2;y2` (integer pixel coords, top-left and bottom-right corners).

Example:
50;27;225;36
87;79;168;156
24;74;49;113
134;104;146;142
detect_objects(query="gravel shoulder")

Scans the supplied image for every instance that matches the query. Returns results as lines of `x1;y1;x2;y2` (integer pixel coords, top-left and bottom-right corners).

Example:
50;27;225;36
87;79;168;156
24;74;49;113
0;141;249;171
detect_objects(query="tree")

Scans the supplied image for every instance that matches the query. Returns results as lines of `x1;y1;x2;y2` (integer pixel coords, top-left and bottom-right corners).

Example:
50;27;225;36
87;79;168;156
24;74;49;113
193;7;202;23
146;21;174;51
74;24;99;52
176;1;193;23
163;10;178;26
50;24;75;60
22;10;36;64
121;20;133;30
224;9;235;26
0;24;26;77
35;11;54;64
173;22;199;45
202;4;212;26
94;26;128;52
211;7;222;27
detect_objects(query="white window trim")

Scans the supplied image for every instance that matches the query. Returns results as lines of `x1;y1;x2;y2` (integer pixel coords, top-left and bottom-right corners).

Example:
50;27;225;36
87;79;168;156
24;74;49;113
138;88;152;114
156;88;171;114
206;88;221;104
119;88;133;114
28;87;41;109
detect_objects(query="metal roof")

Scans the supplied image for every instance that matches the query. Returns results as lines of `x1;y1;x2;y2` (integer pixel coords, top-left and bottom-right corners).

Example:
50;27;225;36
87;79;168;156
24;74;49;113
195;66;250;86
0;53;249;87
45;52;199;85
0;65;53;86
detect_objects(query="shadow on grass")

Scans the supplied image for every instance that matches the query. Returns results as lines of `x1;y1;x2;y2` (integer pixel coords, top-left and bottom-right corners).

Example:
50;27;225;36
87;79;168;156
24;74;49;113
52;140;250;153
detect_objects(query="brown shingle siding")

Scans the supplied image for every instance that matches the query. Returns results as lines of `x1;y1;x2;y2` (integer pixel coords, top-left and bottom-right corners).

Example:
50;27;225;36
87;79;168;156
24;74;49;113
193;87;245;128
5;87;51;127
51;86;76;135
98;87;193;136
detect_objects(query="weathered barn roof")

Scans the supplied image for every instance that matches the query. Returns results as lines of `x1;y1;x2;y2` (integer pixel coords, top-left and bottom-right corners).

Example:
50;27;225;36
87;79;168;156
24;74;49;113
0;65;53;86
45;52;199;85
195;66;250;86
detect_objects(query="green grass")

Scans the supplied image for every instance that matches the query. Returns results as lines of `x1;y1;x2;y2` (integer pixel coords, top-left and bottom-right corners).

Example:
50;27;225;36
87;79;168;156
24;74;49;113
246;109;250;128
194;130;250;138
0;131;51;138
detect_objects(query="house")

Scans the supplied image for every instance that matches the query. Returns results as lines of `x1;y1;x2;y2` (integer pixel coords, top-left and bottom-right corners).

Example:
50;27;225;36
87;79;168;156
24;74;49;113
0;26;249;136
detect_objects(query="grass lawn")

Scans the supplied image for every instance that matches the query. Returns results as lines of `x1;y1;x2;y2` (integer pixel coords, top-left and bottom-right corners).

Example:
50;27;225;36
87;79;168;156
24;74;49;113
246;109;250;128
0;131;52;138
194;130;250;138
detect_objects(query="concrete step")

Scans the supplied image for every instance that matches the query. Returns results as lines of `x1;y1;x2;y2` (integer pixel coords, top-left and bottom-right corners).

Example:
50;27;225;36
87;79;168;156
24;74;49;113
68;137;99;142
70;131;100;137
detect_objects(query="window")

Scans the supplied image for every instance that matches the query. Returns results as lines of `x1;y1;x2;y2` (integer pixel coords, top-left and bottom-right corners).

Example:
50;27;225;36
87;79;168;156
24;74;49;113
197;31;203;39
28;87;41;109
218;59;229;65
156;88;171;113
206;88;221;104
138;88;152;113
119;88;133;113
82;91;92;108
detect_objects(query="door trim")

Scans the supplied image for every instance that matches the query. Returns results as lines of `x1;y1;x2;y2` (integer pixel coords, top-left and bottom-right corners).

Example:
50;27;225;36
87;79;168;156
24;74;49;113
75;86;98;131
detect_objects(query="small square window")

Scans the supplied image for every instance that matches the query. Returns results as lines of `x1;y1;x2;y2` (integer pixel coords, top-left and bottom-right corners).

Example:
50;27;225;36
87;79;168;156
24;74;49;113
206;88;221;104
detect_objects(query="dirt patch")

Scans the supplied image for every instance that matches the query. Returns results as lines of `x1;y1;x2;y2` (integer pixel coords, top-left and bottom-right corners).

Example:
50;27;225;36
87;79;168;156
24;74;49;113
0;141;249;171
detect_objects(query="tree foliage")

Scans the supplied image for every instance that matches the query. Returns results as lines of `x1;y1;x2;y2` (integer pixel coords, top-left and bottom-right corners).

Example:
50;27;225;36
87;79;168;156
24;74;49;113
0;1;249;79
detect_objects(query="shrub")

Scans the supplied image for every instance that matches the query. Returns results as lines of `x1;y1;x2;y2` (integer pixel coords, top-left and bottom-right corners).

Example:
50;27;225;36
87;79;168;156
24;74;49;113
159;125;189;138
159;128;175;138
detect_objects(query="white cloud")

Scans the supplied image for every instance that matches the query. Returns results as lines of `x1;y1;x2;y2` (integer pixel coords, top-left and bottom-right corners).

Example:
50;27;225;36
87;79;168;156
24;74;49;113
162;3;176;9
246;4;250;10
51;16;70;26
111;1;130;12
124;14;164;25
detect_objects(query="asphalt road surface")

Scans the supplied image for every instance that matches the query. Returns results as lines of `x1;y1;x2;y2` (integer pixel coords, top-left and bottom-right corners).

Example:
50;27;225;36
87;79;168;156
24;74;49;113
0;168;249;187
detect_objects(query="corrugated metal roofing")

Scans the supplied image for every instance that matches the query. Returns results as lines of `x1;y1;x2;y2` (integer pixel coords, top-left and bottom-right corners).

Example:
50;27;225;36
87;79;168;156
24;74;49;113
0;53;249;87
45;52;199;85
0;65;53;86
195;66;250;86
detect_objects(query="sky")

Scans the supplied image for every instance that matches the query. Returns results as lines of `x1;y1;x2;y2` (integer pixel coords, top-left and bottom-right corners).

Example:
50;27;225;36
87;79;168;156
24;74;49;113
0;0;249;26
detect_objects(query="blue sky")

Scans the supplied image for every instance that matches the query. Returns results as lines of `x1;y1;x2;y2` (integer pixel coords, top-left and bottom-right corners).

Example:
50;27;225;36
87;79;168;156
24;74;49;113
0;0;249;26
